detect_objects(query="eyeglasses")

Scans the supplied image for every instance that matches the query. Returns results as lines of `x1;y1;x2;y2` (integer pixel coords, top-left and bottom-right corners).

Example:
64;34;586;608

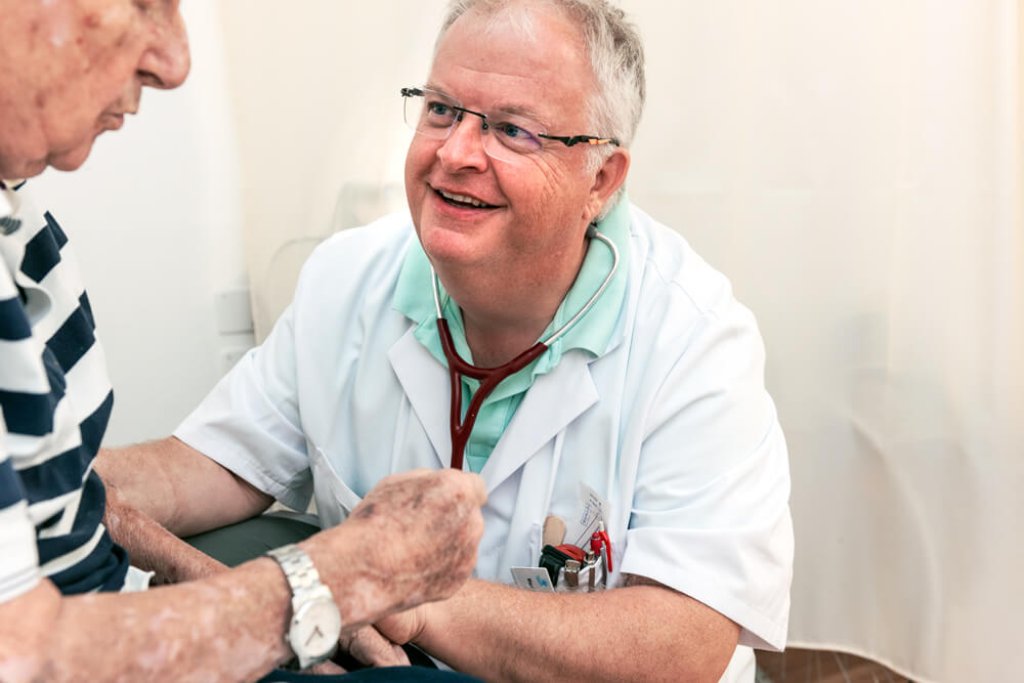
401;86;619;163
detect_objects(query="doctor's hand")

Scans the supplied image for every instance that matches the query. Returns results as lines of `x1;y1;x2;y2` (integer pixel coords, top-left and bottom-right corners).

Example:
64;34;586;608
336;625;411;668
375;603;431;647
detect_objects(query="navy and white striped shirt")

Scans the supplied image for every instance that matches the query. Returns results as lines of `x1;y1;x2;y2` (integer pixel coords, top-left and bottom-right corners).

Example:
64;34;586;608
0;182;127;603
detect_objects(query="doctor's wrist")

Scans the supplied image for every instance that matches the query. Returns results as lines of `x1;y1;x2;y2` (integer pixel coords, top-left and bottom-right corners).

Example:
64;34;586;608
409;579;477;650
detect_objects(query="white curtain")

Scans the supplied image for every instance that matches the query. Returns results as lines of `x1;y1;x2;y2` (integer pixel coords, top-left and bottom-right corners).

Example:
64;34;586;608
228;1;1023;680
625;1;1024;680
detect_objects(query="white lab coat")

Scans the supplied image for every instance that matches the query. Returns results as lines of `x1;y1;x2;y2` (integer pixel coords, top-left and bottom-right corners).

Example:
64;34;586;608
177;204;793;682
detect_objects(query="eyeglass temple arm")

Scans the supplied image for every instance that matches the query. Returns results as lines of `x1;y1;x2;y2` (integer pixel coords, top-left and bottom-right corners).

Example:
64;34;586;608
401;87;489;126
537;133;621;148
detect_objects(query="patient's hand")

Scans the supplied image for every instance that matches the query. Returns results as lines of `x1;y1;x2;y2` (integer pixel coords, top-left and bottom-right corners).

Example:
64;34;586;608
354;469;484;610
306;469;485;624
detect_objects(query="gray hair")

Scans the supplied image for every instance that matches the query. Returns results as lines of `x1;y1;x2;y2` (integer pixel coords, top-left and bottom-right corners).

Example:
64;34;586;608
436;0;646;154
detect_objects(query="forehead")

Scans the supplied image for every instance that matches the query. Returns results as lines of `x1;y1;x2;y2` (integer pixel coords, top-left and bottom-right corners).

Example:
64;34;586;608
429;4;595;125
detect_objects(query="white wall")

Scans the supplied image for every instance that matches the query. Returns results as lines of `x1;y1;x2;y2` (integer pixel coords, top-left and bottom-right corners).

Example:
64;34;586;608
215;0;446;337
30;1;251;446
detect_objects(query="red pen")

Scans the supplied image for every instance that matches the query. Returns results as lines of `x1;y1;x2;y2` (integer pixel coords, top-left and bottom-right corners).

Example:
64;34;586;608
590;521;613;573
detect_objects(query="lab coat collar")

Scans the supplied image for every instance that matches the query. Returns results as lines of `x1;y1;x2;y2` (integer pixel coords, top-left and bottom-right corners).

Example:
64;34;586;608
388;326;598;492
388;328;451;469
479;349;597;492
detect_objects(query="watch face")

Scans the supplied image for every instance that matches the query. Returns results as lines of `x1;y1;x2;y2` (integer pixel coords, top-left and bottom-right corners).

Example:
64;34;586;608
291;598;343;659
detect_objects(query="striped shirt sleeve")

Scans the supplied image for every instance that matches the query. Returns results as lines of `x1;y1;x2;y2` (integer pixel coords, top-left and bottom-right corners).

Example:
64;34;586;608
0;260;43;603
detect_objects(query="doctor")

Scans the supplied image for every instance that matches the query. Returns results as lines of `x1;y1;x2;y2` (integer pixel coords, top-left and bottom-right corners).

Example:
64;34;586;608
98;0;793;680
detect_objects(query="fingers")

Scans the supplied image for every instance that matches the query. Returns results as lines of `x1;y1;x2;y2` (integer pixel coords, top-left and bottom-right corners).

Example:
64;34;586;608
375;605;428;646
378;468;487;506
338;626;411;668
304;660;347;675
439;469;487;506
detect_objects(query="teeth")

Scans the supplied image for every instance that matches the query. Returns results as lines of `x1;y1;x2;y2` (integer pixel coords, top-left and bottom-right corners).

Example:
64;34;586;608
439;189;491;208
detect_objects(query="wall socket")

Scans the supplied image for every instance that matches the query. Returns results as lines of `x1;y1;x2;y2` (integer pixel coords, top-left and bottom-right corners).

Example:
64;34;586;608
219;346;251;375
214;289;254;335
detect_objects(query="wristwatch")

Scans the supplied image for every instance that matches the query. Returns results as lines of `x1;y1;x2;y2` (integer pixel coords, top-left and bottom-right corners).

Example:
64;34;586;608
266;544;343;669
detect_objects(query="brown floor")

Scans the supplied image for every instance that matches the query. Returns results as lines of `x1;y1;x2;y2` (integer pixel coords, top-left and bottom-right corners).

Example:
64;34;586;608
756;648;913;683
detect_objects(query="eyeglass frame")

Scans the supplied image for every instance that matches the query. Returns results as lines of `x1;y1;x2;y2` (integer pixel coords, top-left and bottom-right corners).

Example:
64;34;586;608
400;86;621;154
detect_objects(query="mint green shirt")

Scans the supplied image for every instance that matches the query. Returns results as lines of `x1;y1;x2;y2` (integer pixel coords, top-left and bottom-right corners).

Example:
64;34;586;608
392;199;631;472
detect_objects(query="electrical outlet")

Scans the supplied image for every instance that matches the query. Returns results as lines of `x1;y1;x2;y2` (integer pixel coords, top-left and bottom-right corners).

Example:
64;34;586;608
220;346;250;374
215;289;254;335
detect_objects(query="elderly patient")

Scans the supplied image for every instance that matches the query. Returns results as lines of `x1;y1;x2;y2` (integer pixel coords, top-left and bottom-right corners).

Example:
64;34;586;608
99;0;794;681
0;1;486;682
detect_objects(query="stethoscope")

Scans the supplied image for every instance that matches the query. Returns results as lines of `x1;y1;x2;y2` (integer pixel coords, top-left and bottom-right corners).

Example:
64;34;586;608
432;224;620;470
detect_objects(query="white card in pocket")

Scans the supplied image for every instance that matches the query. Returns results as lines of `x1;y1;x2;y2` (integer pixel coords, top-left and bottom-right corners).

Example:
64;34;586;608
566;483;610;548
510;567;555;592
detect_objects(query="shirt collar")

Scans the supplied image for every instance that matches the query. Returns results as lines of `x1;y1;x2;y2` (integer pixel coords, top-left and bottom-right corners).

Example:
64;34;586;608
0;188;13;218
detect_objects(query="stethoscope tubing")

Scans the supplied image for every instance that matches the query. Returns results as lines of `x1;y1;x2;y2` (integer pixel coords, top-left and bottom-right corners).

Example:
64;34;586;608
431;225;619;470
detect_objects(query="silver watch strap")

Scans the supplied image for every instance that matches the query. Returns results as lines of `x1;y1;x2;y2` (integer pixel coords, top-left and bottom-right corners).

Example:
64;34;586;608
267;544;327;601
266;544;341;669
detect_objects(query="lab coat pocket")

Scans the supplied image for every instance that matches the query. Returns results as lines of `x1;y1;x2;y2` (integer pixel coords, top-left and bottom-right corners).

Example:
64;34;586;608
310;445;363;529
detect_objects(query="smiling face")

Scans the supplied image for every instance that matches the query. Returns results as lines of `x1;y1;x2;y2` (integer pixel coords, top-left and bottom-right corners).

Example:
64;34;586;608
405;2;628;307
0;0;190;179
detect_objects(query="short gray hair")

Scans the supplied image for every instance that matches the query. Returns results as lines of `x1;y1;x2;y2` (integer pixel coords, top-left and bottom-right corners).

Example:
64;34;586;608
437;0;646;151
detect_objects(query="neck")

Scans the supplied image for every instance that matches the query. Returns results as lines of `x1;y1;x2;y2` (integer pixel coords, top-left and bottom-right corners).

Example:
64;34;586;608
441;246;587;368
461;311;550;368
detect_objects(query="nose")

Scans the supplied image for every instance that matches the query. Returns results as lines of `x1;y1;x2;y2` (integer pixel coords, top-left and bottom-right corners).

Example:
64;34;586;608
137;9;191;90
436;111;490;172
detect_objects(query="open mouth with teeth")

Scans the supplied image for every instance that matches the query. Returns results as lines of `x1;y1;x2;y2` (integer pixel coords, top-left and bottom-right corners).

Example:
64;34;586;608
436;188;498;209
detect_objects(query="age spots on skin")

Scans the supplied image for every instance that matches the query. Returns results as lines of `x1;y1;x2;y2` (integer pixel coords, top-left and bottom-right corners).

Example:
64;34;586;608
352;502;376;520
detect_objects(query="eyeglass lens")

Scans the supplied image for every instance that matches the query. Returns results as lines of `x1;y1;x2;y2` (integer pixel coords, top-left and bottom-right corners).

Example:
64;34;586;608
403;89;547;162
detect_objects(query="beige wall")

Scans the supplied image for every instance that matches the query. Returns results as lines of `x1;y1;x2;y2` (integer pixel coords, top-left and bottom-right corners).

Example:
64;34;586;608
216;0;447;336
34;0;249;445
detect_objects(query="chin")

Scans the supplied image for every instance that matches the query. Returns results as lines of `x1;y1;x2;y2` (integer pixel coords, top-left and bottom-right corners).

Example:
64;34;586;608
48;153;91;173
48;138;98;173
420;229;490;273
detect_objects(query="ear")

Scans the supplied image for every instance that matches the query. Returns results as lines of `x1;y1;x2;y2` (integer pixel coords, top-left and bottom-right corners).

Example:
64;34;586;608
583;148;631;224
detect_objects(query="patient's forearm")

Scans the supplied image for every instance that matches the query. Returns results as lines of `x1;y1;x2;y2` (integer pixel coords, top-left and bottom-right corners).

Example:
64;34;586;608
3;566;294;683
3;517;416;683
104;484;227;584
